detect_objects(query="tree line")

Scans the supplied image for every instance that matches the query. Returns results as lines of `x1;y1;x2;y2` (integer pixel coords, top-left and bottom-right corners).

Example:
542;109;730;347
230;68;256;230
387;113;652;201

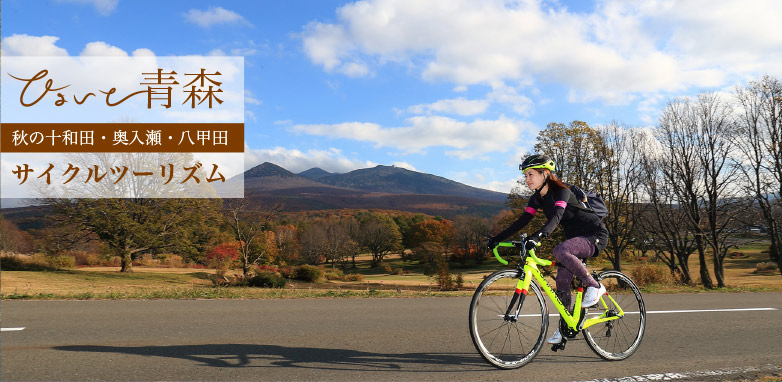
522;75;782;287
3;75;781;288
1;196;494;278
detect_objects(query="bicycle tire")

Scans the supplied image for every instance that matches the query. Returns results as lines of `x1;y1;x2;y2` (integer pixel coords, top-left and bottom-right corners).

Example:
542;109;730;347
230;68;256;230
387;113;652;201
582;270;646;360
469;269;548;369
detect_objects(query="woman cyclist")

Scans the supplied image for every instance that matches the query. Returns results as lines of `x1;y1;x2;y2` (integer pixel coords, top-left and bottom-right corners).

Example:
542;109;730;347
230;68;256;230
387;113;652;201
489;154;609;344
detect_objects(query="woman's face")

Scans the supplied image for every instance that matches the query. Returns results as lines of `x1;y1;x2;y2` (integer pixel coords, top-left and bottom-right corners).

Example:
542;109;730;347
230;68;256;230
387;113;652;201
524;169;547;190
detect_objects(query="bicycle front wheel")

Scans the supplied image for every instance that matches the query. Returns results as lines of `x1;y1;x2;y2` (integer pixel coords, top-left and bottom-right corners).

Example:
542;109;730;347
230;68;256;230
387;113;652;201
469;269;548;369
582;270;646;360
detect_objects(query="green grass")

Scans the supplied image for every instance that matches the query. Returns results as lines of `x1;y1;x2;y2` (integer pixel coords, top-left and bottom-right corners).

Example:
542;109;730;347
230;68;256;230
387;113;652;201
1;286;473;300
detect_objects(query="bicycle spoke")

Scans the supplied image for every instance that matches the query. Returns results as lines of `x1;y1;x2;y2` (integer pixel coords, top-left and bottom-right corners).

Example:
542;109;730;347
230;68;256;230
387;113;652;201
469;270;547;369
582;271;645;361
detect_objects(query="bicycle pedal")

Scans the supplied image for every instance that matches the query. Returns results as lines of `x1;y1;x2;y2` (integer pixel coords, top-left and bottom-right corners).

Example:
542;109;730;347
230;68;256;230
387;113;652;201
550;339;567;352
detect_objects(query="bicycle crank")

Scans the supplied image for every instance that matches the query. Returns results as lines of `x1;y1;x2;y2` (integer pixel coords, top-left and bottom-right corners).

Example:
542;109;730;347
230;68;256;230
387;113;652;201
551;338;567;352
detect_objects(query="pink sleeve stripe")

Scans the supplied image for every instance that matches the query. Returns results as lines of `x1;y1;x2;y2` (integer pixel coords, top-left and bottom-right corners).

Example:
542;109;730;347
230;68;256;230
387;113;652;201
554;200;567;209
525;207;537;215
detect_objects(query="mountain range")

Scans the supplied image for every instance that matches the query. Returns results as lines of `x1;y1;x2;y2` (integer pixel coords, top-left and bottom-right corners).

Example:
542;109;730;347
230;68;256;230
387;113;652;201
239;162;509;218
0;163;512;224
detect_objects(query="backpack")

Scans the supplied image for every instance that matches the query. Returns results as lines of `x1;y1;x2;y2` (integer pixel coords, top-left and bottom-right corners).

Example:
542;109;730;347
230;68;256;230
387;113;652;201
566;184;608;219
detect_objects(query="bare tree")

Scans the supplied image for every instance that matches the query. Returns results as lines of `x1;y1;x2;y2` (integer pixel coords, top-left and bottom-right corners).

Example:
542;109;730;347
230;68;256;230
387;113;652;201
321;216;360;269
657;98;714;288
452;215;489;264
693;93;741;287
734;75;782;275
593;122;645;272
656;93;740;288
223;199;279;277
638;144;696;284
299;224;327;265
274;224;300;265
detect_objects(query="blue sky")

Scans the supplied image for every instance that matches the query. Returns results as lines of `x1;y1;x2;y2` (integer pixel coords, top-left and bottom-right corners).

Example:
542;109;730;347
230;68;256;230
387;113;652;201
4;0;782;194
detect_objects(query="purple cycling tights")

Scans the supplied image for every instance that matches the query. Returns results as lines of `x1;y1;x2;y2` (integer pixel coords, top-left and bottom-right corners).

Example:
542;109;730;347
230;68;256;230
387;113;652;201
552;236;599;306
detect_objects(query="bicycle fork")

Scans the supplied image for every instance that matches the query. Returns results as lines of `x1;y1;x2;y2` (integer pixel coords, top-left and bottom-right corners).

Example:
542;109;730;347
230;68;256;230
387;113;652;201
503;285;526;322
504;271;532;322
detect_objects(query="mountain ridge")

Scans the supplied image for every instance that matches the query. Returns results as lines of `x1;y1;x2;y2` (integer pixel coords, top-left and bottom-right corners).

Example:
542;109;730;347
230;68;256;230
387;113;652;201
240;162;508;218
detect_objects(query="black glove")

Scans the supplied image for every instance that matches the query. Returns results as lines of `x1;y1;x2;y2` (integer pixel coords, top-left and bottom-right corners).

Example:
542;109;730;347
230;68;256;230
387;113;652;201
486;236;500;249
525;233;542;251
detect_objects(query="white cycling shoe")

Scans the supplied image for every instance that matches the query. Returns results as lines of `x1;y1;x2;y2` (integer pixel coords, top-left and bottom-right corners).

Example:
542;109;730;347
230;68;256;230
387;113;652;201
582;284;606;308
546;329;563;344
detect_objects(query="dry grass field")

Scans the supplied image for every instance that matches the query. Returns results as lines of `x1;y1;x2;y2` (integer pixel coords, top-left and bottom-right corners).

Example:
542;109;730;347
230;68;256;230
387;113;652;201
2;241;781;299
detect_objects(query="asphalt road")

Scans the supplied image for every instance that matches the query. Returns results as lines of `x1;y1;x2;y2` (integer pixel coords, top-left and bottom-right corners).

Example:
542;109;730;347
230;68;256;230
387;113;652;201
1;292;781;381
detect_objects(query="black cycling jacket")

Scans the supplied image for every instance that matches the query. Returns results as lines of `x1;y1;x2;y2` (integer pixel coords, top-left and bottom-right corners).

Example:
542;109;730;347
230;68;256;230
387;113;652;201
494;184;609;254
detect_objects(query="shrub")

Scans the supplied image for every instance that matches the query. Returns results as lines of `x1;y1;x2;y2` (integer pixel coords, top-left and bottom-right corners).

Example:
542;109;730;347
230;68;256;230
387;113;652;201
256;264;281;274
324;269;345;281
435;264;457;291
70;251;92;266
455;272;464;289
279;266;296;279
755;262;779;273
248;271;287;288
159;254;184;268
295;264;323;282
381;264;404;275
104;256;122;267
135;254;156;267
343;273;364;282
47;255;76;269
84;254;102;266
206;242;240;271
0;253;52;271
631;263;674;286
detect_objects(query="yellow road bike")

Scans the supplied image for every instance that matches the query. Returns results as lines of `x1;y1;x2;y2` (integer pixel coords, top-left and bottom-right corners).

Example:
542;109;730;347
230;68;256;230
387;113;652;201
469;235;646;369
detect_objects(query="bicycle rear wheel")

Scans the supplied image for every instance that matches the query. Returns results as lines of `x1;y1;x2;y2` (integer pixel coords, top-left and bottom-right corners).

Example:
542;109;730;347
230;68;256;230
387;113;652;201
469;269;548;369
582;270;646;360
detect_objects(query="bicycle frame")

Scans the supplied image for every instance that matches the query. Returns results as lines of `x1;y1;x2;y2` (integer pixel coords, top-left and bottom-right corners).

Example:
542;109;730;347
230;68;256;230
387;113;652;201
492;241;624;331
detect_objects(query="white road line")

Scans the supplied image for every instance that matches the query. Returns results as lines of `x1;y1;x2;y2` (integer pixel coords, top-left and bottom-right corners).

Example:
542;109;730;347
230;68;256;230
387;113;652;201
645;307;778;314
1;327;26;332
507;307;778;318
577;363;782;382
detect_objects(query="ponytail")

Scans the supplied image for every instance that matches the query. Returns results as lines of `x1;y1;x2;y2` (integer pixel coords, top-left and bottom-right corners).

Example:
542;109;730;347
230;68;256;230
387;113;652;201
545;171;570;191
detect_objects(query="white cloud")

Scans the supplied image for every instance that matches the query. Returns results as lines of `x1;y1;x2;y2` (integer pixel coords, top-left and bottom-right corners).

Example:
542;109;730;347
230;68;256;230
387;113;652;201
80;41;128;56
1;35;157;58
244;146;375;173
637;94;665;124
1;35;69;56
301;0;782;103
292;115;535;159
244;90;262;105
339;61;370;77
245;110;257;122
408;97;489;116
392;161;416;171
132;48;155;57
55;0;118;16
184;7;251;28
487;84;533;115
450;169;519;194
301;22;356;74
230;48;258;56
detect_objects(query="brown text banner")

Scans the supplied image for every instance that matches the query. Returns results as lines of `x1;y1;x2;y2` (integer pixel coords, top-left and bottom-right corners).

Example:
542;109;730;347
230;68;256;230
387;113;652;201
1;123;244;153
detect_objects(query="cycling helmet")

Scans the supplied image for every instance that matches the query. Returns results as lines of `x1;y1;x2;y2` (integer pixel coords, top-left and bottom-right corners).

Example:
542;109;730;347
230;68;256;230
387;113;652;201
520;154;555;173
